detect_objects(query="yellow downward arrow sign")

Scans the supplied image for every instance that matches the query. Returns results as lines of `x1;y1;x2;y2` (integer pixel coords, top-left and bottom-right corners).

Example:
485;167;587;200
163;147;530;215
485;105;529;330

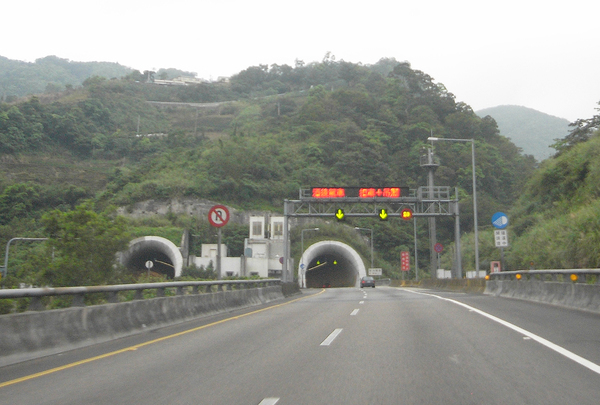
379;209;388;220
336;209;345;220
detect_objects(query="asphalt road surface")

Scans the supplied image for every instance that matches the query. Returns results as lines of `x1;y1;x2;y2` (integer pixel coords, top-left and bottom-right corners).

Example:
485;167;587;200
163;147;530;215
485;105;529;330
1;287;599;404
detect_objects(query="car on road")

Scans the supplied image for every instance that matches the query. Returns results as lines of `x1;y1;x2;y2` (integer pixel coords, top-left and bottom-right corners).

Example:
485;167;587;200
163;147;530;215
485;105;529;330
360;276;375;288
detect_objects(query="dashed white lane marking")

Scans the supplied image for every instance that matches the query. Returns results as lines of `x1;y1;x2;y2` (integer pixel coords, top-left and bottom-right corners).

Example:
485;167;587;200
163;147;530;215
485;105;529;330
258;398;280;405
359;300;365;304
404;289;600;375
320;328;343;346
351;309;360;316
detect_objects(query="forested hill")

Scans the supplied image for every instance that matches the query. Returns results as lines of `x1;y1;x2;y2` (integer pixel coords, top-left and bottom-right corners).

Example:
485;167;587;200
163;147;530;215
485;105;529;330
476;105;570;161
1;56;555;278
0;58;536;219
0;56;133;101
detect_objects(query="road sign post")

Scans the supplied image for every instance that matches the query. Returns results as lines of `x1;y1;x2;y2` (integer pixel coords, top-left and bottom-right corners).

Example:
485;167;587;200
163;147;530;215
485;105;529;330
492;213;509;271
208;205;230;280
401;251;410;274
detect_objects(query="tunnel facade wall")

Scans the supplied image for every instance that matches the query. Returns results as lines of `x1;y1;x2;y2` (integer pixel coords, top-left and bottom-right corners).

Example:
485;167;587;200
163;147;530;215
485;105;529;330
120;236;183;278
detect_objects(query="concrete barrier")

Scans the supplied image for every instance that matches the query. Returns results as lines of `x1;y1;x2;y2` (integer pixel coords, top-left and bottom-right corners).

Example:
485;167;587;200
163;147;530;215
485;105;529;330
0;285;285;367
485;279;600;314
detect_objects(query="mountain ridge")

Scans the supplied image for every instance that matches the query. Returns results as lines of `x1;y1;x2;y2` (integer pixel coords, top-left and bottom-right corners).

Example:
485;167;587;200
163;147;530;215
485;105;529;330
476;105;571;161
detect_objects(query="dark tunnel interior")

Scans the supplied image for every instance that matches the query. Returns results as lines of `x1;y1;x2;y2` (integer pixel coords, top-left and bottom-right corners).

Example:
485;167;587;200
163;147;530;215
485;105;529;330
305;253;357;288
125;248;175;279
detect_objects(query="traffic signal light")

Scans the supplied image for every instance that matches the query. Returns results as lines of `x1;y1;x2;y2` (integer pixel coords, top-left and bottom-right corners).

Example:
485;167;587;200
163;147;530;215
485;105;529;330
378;208;389;221
401;208;413;220
335;209;345;221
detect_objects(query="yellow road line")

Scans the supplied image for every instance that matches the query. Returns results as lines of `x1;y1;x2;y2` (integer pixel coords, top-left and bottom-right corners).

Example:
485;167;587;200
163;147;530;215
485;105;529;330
0;289;326;389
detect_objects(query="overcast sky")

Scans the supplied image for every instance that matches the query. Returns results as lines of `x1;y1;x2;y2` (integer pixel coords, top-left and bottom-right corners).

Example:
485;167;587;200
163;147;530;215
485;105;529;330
3;0;598;121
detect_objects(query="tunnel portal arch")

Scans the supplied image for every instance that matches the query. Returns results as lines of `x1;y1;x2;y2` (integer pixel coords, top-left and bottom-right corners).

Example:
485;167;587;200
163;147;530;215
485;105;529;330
120;236;183;278
298;241;366;288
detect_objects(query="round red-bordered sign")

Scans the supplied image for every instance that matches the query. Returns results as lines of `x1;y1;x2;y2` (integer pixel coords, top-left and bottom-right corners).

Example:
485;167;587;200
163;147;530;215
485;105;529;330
434;243;443;253
208;205;230;228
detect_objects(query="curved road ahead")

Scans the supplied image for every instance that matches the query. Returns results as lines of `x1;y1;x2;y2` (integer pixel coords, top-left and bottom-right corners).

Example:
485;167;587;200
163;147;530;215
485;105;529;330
1;287;599;404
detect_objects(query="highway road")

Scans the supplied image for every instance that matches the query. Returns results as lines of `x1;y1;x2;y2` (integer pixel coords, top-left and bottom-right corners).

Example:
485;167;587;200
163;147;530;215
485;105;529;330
1;287;599;404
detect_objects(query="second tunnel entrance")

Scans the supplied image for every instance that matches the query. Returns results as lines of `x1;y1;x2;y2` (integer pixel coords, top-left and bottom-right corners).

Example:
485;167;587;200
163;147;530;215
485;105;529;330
299;241;367;288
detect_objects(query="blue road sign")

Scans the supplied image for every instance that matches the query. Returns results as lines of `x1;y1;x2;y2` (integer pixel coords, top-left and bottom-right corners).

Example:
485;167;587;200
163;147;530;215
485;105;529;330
492;212;509;229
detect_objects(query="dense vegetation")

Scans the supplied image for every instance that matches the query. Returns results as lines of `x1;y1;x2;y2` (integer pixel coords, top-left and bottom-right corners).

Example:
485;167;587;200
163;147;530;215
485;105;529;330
1;53;598;290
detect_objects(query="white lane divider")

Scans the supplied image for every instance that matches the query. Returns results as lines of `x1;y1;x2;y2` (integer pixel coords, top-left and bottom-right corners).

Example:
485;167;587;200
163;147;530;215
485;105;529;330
258;398;280;405
320;328;343;346
404;289;600;376
351;309;360;316
359;300;365;304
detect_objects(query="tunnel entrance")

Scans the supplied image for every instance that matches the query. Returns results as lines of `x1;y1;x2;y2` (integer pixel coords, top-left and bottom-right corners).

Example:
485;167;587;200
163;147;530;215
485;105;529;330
299;241;366;288
119;236;183;278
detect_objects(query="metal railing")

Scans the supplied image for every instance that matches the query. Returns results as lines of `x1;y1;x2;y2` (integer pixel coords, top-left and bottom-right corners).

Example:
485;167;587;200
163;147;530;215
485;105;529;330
0;279;281;312
488;270;600;284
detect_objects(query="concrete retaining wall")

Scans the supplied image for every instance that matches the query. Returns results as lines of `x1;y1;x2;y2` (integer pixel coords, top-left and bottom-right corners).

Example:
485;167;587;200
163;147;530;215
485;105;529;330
0;285;286;367
485;279;600;313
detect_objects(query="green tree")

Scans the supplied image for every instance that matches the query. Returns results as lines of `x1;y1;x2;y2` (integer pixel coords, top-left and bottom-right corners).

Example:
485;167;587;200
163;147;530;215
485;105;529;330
39;203;130;286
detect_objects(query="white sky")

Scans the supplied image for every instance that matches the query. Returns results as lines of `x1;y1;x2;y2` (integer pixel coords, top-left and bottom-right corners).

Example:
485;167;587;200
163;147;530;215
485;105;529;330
2;0;599;121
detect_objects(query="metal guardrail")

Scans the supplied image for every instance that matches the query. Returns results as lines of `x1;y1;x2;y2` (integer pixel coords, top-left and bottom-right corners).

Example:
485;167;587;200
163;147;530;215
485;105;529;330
0;279;281;311
488;270;600;284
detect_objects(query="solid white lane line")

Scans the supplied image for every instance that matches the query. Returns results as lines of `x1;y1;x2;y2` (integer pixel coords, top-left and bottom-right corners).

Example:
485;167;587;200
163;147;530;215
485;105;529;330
259;398;280;405
351;309;360;316
404;289;600;375
320;328;343;346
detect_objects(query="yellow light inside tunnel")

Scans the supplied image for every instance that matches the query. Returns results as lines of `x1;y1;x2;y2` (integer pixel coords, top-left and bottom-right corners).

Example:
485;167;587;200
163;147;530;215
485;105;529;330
570;274;578;282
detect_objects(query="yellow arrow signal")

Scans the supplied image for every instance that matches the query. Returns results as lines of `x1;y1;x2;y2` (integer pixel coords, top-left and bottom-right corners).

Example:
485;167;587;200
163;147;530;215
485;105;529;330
379;209;388;220
335;209;345;221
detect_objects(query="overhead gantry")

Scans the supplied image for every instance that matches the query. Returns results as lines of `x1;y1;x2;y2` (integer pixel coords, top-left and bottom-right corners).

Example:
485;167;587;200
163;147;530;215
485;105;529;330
283;187;462;284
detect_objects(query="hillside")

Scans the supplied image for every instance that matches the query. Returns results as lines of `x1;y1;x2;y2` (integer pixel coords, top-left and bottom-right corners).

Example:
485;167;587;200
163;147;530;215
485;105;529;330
0;56;133;101
476;105;571;161
0;57;544;281
505;127;600;269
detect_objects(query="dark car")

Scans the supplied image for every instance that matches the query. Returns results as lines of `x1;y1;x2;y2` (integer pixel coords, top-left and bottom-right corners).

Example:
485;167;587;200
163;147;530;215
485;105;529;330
360;276;375;288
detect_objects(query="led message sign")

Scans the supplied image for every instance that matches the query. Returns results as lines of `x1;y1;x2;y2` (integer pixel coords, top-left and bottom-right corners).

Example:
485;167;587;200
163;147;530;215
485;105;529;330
311;187;408;199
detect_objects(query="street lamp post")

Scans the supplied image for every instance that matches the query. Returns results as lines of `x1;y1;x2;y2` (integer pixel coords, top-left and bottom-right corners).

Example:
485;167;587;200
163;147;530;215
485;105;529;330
428;137;479;278
2;237;49;280
354;227;374;269
300;228;319;288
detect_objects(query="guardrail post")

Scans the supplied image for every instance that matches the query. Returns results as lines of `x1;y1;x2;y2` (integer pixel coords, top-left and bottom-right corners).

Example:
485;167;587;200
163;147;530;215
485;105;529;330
156;287;165;297
192;285;199;294
217;284;223;292
176;286;185;296
205;285;212;293
108;291;119;303
134;290;143;300
226;283;232;291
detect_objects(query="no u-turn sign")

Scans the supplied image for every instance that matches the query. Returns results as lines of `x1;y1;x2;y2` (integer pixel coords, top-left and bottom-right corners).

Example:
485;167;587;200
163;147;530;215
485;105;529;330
208;205;230;228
